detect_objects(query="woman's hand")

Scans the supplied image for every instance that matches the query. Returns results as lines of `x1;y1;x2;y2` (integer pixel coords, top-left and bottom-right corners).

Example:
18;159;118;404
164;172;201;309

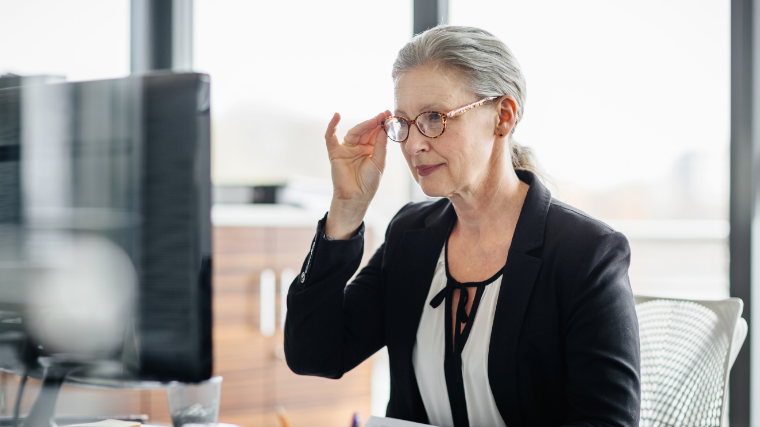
324;110;391;239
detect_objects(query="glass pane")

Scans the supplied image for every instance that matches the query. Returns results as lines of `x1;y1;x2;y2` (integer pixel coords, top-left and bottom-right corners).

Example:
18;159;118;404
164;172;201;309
197;0;413;218
451;0;729;300
0;0;129;81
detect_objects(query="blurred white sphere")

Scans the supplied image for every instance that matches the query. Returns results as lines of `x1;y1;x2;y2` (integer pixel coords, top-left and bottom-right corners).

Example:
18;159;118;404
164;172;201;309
25;232;136;356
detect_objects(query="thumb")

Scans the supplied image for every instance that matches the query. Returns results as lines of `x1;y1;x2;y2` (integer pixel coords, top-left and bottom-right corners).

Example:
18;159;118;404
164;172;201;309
371;123;389;172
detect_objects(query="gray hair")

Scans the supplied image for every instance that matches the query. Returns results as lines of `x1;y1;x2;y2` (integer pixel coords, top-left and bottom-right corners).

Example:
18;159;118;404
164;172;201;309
392;25;538;174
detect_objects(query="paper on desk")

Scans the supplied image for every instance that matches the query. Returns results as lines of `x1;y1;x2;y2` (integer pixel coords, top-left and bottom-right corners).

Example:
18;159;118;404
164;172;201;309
65;420;141;427
364;416;437;427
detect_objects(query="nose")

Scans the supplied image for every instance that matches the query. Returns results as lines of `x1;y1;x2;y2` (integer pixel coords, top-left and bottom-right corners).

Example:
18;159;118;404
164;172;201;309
403;125;431;156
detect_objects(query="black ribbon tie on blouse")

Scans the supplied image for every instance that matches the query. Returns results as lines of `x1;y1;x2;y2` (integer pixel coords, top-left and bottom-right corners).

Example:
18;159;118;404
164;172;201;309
428;224;506;427
430;280;478;324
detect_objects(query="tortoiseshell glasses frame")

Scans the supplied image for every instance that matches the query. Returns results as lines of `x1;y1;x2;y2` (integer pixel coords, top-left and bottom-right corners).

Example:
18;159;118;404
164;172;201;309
381;96;500;143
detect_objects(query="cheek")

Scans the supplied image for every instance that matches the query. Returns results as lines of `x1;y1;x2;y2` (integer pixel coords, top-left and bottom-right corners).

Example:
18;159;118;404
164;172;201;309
399;143;412;164
399;143;418;176
440;131;480;172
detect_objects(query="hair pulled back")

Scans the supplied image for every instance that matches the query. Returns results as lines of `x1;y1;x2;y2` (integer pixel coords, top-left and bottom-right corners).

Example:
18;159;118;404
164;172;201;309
392;25;538;175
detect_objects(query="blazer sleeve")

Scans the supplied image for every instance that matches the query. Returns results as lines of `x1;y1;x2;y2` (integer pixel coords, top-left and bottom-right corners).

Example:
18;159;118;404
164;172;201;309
284;213;387;379
562;231;641;427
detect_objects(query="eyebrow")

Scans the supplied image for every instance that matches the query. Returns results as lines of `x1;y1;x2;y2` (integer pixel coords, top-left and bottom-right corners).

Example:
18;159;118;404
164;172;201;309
395;103;447;117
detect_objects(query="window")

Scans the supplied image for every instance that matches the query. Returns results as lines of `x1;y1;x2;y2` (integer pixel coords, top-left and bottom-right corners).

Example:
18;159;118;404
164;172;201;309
451;0;730;299
197;0;414;218
0;0;129;81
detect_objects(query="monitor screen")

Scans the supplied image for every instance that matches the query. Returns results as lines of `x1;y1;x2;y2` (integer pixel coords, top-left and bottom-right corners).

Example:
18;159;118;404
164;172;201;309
0;72;212;385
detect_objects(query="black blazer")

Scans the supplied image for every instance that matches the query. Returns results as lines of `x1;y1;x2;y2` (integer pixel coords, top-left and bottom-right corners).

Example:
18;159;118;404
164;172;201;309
285;170;641;427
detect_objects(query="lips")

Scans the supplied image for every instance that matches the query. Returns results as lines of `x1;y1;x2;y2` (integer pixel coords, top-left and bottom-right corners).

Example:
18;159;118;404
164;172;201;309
416;164;443;177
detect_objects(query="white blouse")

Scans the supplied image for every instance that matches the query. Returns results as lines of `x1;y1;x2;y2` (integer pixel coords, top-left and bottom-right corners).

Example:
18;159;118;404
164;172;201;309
412;246;508;427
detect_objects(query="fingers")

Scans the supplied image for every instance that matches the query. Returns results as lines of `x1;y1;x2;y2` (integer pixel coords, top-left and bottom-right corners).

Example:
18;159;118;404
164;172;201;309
325;112;341;148
345;113;386;145
331;111;393;150
355;112;391;145
371;120;389;172
374;111;387;125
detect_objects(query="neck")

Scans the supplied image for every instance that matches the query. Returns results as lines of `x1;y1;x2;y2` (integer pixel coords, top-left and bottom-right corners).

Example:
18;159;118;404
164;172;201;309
447;147;529;243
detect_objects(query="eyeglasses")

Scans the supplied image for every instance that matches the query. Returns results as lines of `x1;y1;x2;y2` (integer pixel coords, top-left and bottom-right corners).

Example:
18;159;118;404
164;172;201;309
381;96;499;143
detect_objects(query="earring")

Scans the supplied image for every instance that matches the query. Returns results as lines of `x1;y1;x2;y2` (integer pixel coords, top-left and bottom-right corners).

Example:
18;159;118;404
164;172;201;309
500;133;504;137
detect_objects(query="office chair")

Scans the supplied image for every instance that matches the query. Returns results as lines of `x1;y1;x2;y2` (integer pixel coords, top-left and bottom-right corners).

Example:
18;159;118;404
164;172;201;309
634;296;747;427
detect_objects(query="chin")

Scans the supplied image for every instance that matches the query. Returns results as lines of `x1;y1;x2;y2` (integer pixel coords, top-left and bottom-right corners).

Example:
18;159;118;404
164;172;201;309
417;177;448;198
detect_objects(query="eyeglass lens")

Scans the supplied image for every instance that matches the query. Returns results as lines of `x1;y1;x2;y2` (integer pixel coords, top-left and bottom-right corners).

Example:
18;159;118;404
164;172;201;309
384;113;446;142
417;113;445;139
385;118;409;142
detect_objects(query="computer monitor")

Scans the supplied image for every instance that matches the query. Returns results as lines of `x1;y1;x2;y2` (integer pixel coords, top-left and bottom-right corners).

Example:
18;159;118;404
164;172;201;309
0;72;213;393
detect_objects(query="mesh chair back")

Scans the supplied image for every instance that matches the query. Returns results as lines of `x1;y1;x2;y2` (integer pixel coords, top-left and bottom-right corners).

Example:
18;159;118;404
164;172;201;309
635;296;747;427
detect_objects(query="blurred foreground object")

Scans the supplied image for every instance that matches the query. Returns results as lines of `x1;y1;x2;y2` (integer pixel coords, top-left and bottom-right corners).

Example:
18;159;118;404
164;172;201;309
635;296;747;427
7;230;138;357
65;419;141;427
363;416;431;427
275;406;290;427
0;71;212;423
166;376;222;427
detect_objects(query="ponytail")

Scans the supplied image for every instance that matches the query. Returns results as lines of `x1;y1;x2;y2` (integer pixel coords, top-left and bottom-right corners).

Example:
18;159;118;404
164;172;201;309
510;139;540;177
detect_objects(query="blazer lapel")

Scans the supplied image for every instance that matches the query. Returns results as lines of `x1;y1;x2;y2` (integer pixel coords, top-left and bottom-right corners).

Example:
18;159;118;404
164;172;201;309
489;252;542;426
388;201;456;355
488;170;552;427
385;200;456;422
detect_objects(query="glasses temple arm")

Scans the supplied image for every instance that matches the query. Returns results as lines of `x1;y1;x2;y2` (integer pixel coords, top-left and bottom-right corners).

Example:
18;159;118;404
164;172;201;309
446;96;500;118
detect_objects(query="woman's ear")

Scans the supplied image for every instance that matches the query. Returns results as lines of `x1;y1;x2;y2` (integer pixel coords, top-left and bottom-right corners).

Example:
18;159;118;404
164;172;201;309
495;95;517;138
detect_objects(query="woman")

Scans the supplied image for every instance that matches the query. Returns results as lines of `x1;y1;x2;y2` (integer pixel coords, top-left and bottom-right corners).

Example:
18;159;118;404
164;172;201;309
285;26;640;427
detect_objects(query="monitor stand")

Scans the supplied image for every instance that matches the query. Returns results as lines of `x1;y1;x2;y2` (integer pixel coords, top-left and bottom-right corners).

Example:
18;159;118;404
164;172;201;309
24;363;77;427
